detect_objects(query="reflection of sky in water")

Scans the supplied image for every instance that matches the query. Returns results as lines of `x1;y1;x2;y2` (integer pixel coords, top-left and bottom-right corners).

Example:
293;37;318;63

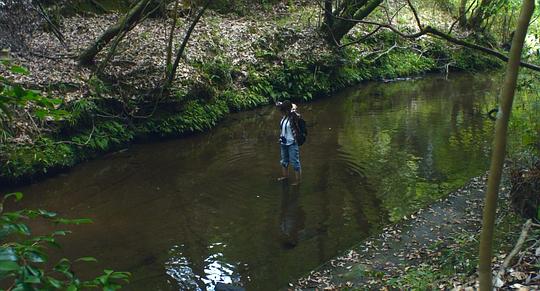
166;243;243;291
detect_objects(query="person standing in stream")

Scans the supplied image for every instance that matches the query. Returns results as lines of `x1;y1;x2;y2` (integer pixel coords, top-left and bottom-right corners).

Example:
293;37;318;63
277;100;302;185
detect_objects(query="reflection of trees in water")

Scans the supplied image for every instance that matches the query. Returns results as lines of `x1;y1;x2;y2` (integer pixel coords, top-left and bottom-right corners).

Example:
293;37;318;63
302;97;387;256
336;74;497;221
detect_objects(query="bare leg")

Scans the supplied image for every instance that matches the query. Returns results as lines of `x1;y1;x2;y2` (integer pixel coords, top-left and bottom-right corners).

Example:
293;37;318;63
291;170;301;186
278;167;288;181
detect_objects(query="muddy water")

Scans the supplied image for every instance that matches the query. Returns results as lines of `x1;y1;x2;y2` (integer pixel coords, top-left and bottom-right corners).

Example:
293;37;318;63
9;73;499;290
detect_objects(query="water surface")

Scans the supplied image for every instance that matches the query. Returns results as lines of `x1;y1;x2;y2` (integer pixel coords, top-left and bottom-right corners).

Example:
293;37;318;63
8;73;499;290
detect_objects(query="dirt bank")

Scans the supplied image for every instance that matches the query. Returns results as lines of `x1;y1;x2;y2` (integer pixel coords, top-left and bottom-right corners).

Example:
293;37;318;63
292;172;538;290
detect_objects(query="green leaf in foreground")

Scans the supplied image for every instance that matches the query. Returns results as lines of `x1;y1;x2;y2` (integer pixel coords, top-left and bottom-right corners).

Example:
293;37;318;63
76;257;97;262
3;192;23;202
54;218;93;225
0;248;17;261
1;193;130;289
9;65;29;75
0;260;20;271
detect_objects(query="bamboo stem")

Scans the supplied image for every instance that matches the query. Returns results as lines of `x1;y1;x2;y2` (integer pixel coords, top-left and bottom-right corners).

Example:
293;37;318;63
478;1;535;290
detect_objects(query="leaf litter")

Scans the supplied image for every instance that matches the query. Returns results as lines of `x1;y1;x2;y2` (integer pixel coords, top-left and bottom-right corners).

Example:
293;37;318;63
290;173;540;290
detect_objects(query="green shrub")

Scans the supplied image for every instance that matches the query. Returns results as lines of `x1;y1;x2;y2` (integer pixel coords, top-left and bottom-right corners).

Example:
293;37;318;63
72;120;134;153
0;137;75;180
372;50;437;79
451;47;501;71
139;99;229;136
0;192;131;290
222;90;269;111
197;57;234;90
269;61;332;101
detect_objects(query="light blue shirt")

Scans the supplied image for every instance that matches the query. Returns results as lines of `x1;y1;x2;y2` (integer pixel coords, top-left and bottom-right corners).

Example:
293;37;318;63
280;117;295;145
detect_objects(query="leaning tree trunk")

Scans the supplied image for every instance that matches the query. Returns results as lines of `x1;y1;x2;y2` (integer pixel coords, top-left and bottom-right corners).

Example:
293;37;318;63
165;2;209;88
78;0;159;66
324;0;383;44
324;0;333;30
478;1;535;290
458;0;468;27
467;0;495;30
165;0;180;70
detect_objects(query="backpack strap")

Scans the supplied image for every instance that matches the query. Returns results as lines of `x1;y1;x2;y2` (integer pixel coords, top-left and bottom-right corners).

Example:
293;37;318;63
280;117;288;133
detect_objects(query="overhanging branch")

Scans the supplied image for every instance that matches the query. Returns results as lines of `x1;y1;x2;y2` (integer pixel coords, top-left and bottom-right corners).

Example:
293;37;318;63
318;0;540;72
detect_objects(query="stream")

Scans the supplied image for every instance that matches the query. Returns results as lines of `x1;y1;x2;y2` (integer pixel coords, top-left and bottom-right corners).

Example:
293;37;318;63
7;73;500;290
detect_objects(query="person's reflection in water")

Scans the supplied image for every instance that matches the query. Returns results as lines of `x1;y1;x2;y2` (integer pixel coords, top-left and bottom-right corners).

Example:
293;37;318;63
279;182;305;249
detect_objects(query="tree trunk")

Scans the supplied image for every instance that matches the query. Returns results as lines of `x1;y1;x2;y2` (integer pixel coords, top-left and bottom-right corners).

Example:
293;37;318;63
324;0;333;30
166;0;180;71
467;0;494;30
327;0;382;44
478;1;535;290
458;0;467;27
165;2;209;88
78;0;158;66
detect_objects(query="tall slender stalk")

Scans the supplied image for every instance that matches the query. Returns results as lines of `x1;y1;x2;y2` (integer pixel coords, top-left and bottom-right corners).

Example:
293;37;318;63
165;1;209;88
166;0;180;72
478;1;535;290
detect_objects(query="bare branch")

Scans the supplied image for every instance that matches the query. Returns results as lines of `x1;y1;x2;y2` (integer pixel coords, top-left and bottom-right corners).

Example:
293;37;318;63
96;0;162;75
495;219;533;281
324;0;334;29
338;3;406;48
166;0;180;71
165;1;210;88
339;26;382;48
78;0;157;66
32;0;66;47
406;0;422;29
425;26;540;72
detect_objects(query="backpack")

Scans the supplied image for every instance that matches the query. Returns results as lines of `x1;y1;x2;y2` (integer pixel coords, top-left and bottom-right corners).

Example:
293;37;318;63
293;113;307;146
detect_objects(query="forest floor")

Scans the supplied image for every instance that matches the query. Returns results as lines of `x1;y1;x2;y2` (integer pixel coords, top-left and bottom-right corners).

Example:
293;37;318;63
292;172;540;290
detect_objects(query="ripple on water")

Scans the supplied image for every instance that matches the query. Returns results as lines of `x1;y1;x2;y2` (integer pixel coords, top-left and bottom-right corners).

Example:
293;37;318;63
336;148;368;179
204;142;268;198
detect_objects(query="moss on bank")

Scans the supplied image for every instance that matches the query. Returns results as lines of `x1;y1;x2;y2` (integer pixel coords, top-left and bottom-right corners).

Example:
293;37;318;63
0;38;501;185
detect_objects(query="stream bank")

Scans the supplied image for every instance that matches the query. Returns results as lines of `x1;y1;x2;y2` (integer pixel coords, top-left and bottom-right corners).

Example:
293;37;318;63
293;171;539;290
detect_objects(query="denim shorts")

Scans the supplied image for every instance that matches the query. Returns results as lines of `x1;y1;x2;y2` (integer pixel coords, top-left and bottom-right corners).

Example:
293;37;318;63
280;143;301;172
